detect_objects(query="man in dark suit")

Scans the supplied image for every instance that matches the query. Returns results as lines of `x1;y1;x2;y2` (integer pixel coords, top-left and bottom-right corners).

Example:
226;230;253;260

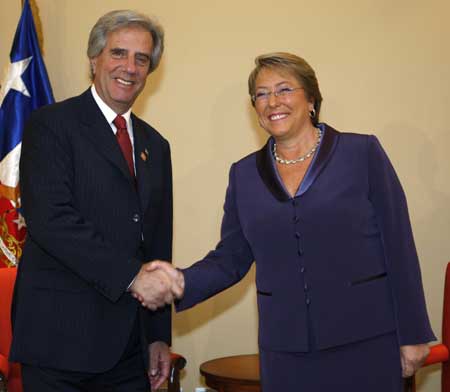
10;10;179;391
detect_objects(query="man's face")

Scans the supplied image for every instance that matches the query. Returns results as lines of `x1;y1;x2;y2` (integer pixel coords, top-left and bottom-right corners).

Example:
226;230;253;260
91;26;154;114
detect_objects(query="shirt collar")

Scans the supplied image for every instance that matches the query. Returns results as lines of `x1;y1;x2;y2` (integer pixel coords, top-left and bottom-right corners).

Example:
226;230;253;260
90;85;132;131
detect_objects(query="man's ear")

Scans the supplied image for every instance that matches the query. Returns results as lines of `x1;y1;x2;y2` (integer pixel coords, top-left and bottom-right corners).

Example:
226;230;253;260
90;59;97;75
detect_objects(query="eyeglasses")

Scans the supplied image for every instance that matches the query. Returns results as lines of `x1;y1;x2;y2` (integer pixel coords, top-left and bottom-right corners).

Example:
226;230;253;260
251;86;304;104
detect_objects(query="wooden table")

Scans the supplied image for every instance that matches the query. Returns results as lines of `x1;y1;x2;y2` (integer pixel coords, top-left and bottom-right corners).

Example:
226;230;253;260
200;354;261;392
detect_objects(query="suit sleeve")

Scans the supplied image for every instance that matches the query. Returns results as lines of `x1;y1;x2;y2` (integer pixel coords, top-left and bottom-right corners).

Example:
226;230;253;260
176;163;255;311
142;141;172;345
20;113;141;302
367;135;435;345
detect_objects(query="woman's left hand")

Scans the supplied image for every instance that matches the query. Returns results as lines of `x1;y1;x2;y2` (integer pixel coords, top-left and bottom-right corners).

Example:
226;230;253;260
400;344;430;377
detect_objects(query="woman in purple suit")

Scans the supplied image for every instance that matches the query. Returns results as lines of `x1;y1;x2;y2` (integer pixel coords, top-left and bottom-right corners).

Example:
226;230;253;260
150;52;435;391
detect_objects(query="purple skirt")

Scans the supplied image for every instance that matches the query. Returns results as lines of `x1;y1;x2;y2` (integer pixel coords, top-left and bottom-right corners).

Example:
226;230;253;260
259;332;403;391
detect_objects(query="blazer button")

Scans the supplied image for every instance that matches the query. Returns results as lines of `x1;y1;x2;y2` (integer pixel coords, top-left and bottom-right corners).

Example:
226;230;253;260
305;298;311;306
132;213;140;223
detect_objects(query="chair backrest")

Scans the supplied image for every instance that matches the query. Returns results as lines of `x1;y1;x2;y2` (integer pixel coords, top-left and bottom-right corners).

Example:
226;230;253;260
0;267;17;358
405;262;450;392
167;353;187;392
442;262;450;390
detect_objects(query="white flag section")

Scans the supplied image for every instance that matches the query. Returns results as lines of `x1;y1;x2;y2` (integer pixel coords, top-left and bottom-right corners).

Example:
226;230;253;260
0;144;22;188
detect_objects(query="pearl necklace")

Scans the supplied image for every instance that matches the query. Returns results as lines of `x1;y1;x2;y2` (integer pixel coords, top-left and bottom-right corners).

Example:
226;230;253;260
273;128;323;165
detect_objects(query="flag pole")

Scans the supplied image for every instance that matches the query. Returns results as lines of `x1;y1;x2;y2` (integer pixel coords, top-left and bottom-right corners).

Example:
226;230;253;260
22;0;44;53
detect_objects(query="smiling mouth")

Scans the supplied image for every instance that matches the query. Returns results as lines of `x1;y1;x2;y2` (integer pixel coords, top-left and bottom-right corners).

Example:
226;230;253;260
116;77;134;86
269;113;288;121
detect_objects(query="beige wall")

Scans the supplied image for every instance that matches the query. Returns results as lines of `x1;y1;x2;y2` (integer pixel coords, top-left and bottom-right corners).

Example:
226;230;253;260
1;1;449;390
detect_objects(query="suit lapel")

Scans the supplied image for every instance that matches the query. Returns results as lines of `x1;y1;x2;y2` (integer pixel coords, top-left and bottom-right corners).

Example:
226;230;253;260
297;124;340;195
255;123;340;200
77;89;135;186
132;114;152;211
256;139;290;202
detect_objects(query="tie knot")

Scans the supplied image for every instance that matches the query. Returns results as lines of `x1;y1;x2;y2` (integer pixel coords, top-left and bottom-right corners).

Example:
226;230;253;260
113;115;127;130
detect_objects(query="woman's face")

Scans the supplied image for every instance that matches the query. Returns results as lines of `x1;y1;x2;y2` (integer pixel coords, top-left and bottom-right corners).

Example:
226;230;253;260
253;67;314;141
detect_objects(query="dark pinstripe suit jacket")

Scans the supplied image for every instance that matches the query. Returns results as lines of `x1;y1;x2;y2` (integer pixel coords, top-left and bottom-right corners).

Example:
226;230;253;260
178;124;435;352
10;89;172;372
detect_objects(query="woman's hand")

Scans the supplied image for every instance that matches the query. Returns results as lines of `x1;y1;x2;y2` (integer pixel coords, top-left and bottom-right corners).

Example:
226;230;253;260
400;344;430;377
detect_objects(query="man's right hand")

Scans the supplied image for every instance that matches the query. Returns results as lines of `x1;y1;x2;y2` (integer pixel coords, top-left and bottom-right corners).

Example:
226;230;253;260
129;262;175;310
146;260;185;299
130;261;185;310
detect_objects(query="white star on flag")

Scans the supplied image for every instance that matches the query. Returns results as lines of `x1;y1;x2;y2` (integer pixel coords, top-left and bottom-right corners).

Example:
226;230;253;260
0;56;33;108
13;213;27;230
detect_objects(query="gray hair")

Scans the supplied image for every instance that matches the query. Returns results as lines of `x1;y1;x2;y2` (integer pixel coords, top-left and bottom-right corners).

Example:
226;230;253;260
87;10;164;77
248;52;322;125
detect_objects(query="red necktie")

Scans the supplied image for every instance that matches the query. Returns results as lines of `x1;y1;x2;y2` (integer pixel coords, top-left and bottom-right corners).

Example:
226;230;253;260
113;115;135;178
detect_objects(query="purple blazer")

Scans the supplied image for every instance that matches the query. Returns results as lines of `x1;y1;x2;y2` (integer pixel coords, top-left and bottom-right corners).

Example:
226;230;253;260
178;124;435;352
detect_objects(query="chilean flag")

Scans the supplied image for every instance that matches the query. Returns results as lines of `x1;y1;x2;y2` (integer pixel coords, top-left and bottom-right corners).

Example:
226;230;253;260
0;0;54;267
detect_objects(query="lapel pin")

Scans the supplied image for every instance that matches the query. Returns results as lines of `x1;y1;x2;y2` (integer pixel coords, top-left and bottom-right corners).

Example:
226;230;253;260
141;148;149;162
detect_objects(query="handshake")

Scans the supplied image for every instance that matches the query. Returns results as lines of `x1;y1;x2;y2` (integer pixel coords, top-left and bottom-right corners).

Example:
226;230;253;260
129;260;185;310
